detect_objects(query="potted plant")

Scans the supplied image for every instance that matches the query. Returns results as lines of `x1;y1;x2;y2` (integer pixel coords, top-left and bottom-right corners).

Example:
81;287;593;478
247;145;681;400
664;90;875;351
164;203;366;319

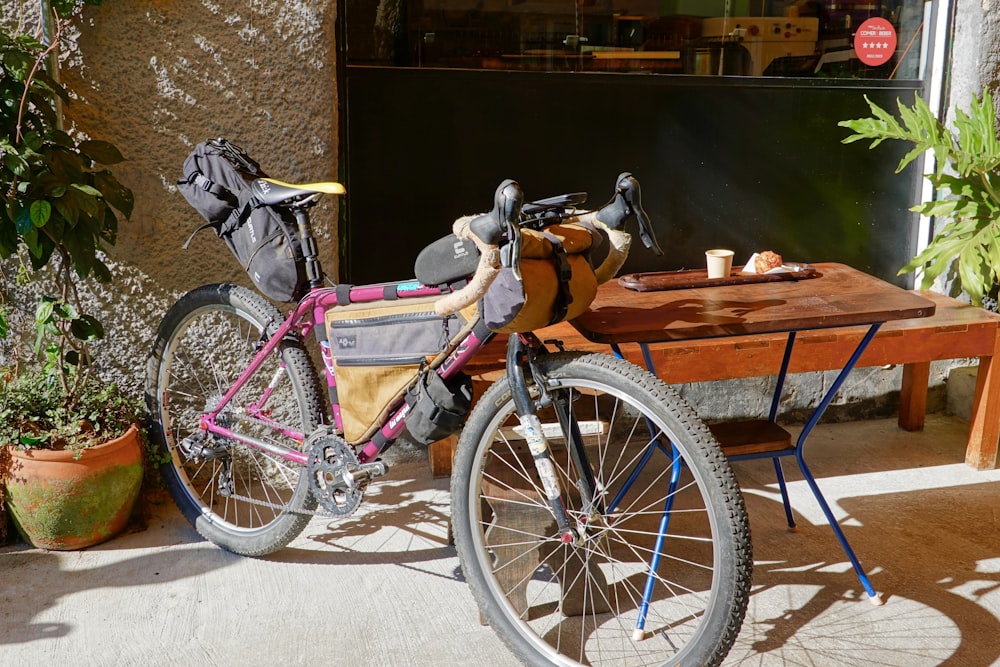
0;1;141;549
839;87;1000;307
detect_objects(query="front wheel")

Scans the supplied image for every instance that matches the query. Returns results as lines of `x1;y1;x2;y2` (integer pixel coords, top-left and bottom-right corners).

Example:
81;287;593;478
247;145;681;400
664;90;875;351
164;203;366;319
145;284;326;556
451;352;752;666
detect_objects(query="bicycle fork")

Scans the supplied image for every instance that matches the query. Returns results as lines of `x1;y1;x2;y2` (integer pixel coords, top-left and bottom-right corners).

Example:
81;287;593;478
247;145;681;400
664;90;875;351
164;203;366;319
505;336;589;545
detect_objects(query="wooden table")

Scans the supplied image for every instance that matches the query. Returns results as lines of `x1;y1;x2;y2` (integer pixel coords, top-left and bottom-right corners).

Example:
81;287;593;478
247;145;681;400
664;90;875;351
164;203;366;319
573;262;935;343
457;284;1000;471
572;262;936;604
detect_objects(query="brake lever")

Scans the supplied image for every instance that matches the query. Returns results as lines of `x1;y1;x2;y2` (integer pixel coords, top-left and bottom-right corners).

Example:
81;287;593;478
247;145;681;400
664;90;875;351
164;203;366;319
470;179;523;246
595;172;664;256
617;173;663;256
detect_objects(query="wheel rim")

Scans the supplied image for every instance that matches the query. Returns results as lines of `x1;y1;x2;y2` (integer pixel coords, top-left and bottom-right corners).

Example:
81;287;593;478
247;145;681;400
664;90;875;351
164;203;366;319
466;376;729;666
155;303;313;533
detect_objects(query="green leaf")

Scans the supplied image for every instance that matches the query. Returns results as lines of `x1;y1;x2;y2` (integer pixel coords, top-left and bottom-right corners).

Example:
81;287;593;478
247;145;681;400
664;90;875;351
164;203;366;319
70;314;104;341
69;183;103;198
49;130;76;149
29;232;55;268
3;152;29;176
93;171;134;219
68;183;102;221
34;299;54;326
13;206;31;235
78;140;126;165
53;301;78;320
915;199;967;218
18;434;45;447
91;259;112;282
62;224;96;278
53;196;79;227
100;206;119;246
22;131;43;152
49;148;85;182
29;200;51;227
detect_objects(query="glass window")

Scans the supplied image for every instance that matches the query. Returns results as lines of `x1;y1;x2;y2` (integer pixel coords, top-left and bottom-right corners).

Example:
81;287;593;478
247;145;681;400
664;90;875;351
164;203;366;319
346;0;927;79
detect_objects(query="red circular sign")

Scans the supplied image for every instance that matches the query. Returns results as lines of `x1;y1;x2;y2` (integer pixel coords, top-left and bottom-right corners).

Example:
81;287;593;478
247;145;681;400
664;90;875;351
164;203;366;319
854;18;897;67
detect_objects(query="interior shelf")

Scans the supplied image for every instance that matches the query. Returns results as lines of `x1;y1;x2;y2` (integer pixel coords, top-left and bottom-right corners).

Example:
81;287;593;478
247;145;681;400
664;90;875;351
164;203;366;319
709;419;794;458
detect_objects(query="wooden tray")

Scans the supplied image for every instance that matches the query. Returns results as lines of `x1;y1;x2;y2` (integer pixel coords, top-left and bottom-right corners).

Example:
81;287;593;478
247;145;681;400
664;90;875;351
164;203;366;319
618;264;818;292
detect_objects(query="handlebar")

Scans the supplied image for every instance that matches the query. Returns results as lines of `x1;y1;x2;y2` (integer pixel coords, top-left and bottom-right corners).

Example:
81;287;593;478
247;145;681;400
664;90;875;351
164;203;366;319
434;174;663;318
433;180;522;317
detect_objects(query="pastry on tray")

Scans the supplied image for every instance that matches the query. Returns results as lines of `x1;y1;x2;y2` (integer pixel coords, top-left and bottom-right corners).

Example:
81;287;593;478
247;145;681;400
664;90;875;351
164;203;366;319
754;250;783;273
741;251;788;274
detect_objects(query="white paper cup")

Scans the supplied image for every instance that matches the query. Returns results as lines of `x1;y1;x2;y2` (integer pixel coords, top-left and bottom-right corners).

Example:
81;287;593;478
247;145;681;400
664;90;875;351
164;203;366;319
705;249;734;279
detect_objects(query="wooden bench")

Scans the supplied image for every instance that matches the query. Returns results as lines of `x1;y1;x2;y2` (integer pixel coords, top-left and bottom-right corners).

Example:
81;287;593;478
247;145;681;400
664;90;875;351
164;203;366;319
429;290;1000;475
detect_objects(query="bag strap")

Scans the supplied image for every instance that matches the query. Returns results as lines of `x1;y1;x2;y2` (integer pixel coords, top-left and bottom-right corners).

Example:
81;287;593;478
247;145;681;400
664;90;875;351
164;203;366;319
182;171;239;208
181;200;251;249
540;231;573;326
177;138;262;208
182;221;216;249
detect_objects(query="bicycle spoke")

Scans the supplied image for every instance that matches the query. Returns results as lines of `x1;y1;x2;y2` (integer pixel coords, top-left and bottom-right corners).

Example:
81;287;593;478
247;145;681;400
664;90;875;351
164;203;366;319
453;353;751;666
147;285;324;555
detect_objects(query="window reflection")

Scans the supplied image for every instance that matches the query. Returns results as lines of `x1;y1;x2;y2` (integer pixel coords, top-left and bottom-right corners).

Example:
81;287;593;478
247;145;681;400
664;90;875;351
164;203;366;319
347;0;925;79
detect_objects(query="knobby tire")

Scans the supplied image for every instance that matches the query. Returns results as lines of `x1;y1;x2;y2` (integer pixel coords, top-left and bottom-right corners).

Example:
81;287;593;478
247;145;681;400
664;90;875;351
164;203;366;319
145;284;325;556
451;352;752;667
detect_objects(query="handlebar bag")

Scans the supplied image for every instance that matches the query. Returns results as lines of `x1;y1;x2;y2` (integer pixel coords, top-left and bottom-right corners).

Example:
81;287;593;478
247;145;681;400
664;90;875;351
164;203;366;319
483;223;598;334
325;295;469;443
178;138;306;302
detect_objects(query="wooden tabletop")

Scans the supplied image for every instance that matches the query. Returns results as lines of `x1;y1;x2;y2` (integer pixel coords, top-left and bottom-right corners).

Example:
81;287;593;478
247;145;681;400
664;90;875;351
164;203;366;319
571;263;937;344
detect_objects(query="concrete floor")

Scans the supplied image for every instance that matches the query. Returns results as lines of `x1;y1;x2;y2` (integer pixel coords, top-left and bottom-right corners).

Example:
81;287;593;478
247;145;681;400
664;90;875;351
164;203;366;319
2;414;1000;666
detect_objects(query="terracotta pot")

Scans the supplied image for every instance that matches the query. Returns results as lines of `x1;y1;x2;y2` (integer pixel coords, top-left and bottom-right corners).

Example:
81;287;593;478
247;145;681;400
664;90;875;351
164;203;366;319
3;424;144;550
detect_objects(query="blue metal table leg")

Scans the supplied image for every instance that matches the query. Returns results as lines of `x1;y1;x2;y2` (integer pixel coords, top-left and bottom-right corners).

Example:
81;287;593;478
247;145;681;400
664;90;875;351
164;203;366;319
633;445;682;639
770;333;797;530
623;328;885;604
607;343;688;636
794;323;884;604
598;397;680;637
636;336;800;531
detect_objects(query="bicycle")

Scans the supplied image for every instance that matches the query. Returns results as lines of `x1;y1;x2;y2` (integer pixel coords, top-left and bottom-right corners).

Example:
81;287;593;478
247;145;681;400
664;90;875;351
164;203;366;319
146;172;753;666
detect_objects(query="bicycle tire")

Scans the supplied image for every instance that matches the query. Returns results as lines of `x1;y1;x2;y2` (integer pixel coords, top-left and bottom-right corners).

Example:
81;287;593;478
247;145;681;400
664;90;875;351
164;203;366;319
145;283;325;556
451;352;752;667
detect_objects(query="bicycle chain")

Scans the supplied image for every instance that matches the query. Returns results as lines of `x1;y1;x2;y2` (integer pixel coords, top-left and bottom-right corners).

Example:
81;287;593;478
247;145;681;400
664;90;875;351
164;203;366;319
182;432;331;516
217;488;335;517
213;431;387;518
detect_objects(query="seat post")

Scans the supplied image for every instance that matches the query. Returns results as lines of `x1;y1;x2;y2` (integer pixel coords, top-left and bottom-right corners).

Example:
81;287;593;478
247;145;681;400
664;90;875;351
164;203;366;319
293;207;324;288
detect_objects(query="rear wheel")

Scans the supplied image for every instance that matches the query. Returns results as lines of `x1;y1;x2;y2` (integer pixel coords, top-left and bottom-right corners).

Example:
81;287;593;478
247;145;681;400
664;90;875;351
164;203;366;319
145;284;325;556
451;352;751;666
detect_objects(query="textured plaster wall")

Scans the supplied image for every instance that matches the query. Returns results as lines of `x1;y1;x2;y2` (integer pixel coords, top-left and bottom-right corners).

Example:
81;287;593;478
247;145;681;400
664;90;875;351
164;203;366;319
949;0;1000;110
1;0;338;396
65;0;339;286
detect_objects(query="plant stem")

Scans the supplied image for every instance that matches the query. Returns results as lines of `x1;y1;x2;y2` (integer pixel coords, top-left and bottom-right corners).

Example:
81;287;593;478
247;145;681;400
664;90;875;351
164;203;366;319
14;15;62;145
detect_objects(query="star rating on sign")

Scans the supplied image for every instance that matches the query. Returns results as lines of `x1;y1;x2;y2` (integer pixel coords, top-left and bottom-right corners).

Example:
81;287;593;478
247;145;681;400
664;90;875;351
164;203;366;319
854;19;898;66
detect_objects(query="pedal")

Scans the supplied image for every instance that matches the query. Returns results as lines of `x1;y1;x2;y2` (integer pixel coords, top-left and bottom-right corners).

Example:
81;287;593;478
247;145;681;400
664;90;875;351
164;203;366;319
354;461;388;484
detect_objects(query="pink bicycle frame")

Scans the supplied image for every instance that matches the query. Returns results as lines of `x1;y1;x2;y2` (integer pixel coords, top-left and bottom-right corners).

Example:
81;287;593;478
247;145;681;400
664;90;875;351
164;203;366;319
197;280;492;467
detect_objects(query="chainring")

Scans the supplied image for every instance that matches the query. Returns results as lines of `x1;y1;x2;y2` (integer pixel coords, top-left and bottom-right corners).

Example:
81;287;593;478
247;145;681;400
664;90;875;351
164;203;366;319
307;432;366;516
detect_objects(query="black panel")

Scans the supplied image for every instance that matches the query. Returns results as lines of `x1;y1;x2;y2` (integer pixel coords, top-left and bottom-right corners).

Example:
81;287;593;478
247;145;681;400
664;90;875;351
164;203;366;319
343;67;922;287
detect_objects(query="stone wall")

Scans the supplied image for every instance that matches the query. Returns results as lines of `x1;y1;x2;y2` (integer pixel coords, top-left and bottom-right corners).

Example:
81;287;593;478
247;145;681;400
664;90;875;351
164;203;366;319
949;0;1000;111
1;0;338;397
